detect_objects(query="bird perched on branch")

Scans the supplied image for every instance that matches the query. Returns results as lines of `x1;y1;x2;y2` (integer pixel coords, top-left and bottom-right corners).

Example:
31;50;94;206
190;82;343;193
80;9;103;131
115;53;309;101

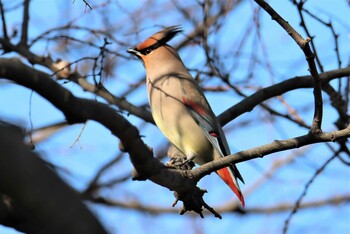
128;26;245;207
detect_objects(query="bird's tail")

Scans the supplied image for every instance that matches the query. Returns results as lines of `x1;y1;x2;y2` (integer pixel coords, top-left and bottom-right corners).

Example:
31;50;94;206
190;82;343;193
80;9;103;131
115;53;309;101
216;166;245;207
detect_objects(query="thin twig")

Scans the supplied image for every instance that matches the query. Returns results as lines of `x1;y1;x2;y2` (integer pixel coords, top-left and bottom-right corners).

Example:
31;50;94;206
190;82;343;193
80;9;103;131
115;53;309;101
292;0;324;72
19;0;30;46
73;0;92;11
253;0;323;134
282;150;339;234
82;0;92;11
86;193;350;215
193;124;350;180
288;2;346;126
0;0;8;41
218;66;350;126
83;152;127;194
70;120;88;149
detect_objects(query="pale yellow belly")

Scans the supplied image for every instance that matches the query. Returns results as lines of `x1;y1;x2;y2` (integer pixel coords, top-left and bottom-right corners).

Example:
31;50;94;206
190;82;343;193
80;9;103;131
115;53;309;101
148;80;213;165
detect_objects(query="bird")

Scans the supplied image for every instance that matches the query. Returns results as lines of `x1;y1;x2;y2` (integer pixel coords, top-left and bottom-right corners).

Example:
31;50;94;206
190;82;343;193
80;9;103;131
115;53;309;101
127;26;245;207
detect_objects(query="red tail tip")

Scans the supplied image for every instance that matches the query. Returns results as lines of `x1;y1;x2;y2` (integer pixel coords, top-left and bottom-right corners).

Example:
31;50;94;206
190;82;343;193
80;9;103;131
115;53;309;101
217;167;245;208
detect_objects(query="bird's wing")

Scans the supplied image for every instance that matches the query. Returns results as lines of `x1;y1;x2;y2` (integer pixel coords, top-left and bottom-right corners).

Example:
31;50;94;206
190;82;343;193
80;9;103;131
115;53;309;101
182;96;223;147
180;78;245;183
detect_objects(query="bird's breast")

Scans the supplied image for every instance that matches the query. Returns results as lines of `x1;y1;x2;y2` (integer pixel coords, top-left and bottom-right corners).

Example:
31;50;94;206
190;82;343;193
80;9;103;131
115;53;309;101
147;74;213;164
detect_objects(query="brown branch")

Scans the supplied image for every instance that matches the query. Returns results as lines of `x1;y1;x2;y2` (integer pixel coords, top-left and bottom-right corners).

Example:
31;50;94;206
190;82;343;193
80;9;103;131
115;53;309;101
254;0;323;134
196;1;329;130
70;120;88;149
19;0;30;46
0;57;218;218
0;122;107;234
83;152;127;194
71;74;154;123
193;125;350;180
1;56;349;219
81;0;92;11
291;4;348;129
29;24;118;47
87;193;350;215
0;36;153;123
0;0;8;41
175;0;243;50
26;121;68;145
292;0;324;72
0;36;53;66
218;66;350;126
283;150;339;234
322;84;350;129
243;195;350;214
220;77;311;128
0;57;158;178
276;95;305;125
243;148;309;198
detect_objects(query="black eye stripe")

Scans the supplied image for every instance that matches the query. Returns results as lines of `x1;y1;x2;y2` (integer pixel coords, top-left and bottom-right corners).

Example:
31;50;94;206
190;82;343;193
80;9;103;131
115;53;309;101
139;41;162;55
136;26;182;55
141;48;152;55
137;27;182;55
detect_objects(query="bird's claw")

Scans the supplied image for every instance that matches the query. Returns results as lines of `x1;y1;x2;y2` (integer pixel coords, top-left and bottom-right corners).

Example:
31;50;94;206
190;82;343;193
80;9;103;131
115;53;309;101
166;157;195;170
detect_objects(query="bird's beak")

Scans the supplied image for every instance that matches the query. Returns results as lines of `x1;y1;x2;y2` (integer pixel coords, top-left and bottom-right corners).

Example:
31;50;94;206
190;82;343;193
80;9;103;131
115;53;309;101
127;48;141;57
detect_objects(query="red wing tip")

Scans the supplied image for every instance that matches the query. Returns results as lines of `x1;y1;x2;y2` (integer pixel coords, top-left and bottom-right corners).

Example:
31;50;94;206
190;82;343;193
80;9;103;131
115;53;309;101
182;97;206;115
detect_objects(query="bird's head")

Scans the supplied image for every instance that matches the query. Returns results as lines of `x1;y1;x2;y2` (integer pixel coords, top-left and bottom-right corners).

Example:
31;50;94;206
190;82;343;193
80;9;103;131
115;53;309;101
127;26;182;59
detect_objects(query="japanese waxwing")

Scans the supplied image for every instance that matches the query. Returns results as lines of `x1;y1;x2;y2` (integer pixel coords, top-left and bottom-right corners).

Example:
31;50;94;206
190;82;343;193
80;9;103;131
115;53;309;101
128;26;245;207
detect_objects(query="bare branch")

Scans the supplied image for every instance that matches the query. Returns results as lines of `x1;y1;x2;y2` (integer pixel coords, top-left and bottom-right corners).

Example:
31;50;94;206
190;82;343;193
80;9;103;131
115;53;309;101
0;57;219;218
72;74;154;123
0;35;153;122
283;150;339;234
0;122;107;234
19;0;30;46
25;121;68;145
254;0;323;134
193;125;350;181
83;152;127;194
73;0;93;11
86;193;350;215
0;0;8;41
218;66;350;126
82;0;92;11
0;1;348;227
292;0;324;72
243;195;350;214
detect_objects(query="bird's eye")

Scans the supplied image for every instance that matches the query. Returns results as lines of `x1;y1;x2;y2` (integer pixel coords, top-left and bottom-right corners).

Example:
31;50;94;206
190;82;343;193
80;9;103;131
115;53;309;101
144;48;152;55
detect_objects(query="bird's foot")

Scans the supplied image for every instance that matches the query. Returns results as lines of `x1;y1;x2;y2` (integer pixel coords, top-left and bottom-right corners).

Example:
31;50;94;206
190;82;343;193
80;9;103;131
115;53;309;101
166;157;195;170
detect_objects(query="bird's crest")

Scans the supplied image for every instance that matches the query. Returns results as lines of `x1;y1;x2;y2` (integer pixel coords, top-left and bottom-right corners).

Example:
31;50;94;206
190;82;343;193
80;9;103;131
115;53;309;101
135;26;182;55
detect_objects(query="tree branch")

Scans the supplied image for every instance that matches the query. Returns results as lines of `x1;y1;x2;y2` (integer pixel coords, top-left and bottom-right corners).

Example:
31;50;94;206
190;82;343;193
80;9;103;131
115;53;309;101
0;35;154;123
254;0;323;134
283;149;339;234
1;57;349;219
71;73;154;123
0;57;159;178
0;122;107;234
0;57;217;218
218;66;350;126
19;0;30;46
0;0;8;41
193;125;350;180
86;193;350;215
